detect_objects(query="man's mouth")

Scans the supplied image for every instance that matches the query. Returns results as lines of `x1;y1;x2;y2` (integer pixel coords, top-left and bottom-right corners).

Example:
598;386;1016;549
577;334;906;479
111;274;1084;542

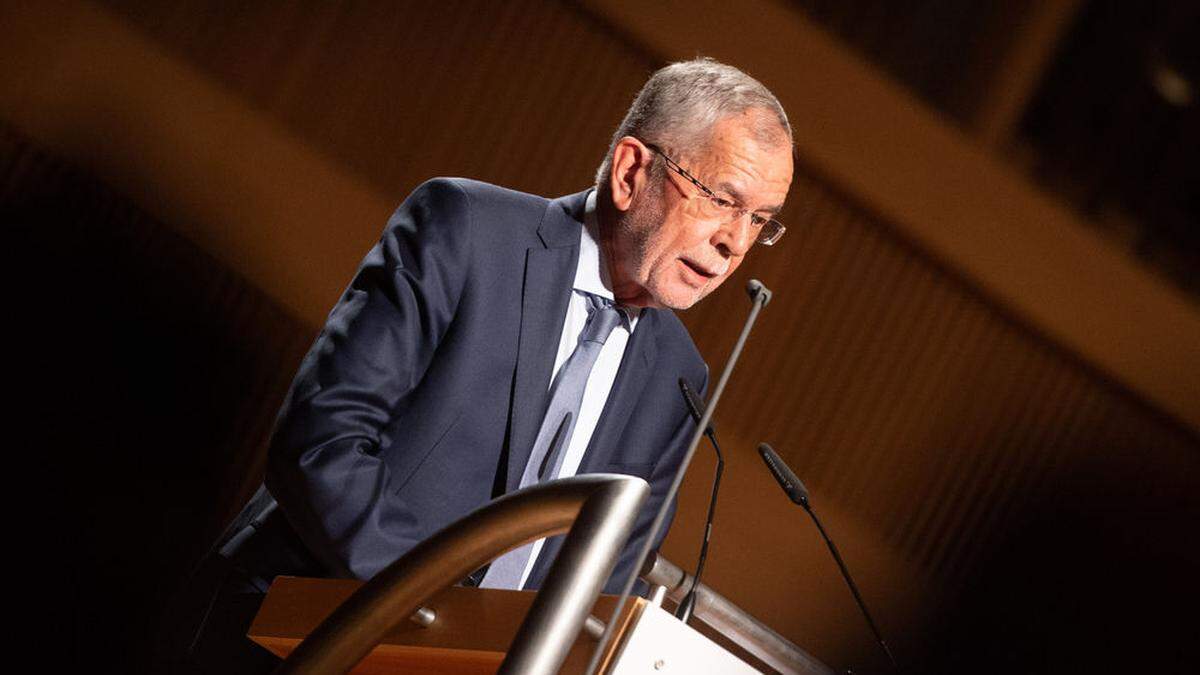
681;258;720;279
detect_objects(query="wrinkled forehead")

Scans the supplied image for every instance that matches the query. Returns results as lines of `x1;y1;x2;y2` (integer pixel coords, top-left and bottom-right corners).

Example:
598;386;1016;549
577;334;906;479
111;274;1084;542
686;114;794;210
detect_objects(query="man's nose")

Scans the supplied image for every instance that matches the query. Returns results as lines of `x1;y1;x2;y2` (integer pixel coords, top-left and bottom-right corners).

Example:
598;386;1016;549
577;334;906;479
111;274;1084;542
712;212;755;257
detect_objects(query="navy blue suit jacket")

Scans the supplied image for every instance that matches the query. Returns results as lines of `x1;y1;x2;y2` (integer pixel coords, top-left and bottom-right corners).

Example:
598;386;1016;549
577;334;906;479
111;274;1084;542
262;178;708;592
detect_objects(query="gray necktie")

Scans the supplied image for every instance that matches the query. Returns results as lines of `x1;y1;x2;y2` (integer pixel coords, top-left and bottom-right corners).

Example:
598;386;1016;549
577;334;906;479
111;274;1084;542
480;293;623;589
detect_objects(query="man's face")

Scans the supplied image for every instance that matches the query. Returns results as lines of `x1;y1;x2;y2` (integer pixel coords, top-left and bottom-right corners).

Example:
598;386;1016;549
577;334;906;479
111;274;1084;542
611;114;794;310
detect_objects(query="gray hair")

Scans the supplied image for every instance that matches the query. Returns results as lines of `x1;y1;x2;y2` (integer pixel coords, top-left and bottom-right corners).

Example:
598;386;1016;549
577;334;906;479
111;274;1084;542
594;58;792;187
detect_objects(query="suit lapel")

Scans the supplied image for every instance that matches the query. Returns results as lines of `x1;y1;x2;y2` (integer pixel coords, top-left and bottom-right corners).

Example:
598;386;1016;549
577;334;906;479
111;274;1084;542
505;192;588;494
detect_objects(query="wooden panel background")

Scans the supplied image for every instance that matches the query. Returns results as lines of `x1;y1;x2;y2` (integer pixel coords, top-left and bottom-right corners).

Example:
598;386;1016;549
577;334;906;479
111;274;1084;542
689;169;1200;585
5;0;1198;671
101;0;654;201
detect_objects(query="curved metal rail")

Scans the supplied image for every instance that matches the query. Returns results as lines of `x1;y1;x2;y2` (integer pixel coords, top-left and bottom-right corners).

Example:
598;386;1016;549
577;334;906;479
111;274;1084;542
273;473;648;675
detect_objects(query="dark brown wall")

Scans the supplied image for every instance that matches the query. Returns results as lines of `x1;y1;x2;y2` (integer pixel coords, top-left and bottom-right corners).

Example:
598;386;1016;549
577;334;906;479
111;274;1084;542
101;0;654;202
1;124;312;670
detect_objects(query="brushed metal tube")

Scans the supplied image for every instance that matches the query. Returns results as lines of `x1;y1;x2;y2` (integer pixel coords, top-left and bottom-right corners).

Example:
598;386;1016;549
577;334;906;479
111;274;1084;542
583;615;606;641
408;606;436;627
641;554;835;675
274;473;648;675
499;473;647;674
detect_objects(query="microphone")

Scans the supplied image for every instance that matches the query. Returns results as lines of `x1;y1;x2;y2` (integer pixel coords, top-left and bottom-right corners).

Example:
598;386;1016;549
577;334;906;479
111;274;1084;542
757;442;808;508
680;377;717;436
585;279;774;675
674;378;725;624
757;443;898;669
746;278;772;307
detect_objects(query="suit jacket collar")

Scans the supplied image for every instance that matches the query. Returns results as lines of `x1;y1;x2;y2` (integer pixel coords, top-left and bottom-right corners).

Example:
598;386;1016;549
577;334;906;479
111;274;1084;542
505;190;584;493
504;188;659;493
537;188;589;249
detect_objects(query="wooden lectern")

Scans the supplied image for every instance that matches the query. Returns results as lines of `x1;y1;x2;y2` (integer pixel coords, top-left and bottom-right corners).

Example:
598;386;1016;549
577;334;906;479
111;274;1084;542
248;475;833;674
249;578;727;674
249;565;832;674
250;578;634;674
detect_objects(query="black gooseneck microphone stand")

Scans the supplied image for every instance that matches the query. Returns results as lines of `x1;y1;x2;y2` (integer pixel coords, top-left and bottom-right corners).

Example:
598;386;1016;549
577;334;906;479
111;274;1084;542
758;442;898;669
583;279;773;675
674;378;724;624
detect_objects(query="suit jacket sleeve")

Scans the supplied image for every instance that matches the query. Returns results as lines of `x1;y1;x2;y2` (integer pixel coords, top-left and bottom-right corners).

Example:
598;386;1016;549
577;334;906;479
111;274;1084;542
265;178;474;579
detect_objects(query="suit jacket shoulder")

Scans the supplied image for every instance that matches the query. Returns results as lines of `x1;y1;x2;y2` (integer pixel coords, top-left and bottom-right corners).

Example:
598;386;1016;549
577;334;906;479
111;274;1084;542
412;177;551;239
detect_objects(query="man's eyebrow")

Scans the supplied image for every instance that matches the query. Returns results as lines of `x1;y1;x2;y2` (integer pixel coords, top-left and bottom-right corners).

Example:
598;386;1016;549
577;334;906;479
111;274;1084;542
717;181;747;205
718;181;784;215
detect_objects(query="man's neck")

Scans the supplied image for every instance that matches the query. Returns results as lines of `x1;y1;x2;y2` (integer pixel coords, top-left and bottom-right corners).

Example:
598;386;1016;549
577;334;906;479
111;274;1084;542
594;188;655;308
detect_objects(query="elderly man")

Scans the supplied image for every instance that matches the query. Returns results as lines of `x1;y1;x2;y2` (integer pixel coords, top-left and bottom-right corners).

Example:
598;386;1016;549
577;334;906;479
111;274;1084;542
168;57;793;672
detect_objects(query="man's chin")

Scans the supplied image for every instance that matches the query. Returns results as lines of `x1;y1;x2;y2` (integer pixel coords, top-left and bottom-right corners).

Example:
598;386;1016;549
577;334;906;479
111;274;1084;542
647;280;708;310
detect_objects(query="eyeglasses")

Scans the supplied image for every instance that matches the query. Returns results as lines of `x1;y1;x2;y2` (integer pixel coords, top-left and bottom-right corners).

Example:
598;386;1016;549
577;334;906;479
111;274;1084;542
644;143;786;246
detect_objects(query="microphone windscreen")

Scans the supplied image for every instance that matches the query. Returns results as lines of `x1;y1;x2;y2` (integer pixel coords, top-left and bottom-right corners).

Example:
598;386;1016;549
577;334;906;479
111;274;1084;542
758;443;809;507
678;378;715;433
746;279;773;306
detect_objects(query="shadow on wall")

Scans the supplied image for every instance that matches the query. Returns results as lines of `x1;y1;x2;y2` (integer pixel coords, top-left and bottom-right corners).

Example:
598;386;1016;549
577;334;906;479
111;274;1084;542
2;126;311;671
909;454;1200;674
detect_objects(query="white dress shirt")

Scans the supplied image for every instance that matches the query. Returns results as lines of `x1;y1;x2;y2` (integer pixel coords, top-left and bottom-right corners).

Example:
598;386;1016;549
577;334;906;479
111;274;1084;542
517;190;640;587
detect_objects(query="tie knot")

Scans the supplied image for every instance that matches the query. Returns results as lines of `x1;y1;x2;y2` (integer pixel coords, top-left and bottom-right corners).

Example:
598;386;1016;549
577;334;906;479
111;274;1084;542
580;294;622;345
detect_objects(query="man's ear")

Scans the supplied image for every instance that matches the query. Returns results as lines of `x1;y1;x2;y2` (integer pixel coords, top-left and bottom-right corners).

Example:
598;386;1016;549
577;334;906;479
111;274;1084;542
608;136;651;213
